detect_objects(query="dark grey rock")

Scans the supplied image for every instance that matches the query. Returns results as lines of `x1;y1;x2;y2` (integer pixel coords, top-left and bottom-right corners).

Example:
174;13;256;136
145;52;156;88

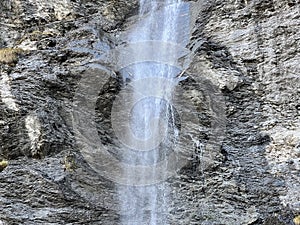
0;0;299;224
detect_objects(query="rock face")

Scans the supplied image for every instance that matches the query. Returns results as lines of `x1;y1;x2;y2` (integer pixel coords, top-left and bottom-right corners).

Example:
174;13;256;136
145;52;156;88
0;0;299;224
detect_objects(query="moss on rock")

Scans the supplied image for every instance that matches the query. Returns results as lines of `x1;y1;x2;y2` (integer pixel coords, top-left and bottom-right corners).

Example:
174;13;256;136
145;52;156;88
0;159;8;172
0;48;24;65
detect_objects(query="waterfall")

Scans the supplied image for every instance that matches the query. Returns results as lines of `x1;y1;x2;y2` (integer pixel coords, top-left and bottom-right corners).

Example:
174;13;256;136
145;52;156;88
118;0;190;224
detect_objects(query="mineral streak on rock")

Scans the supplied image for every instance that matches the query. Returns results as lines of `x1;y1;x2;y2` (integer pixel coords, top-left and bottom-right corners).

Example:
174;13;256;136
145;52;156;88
0;72;19;111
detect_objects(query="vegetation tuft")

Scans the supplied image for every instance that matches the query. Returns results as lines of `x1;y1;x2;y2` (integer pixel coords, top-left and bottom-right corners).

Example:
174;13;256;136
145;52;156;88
0;48;24;65
0;159;8;172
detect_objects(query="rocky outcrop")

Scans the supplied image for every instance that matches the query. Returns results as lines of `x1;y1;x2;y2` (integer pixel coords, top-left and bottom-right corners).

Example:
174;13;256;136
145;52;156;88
0;0;299;224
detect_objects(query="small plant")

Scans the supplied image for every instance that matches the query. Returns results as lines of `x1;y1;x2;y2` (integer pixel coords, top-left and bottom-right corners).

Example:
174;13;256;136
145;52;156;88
0;48;24;65
63;154;77;171
0;159;8;172
294;215;300;225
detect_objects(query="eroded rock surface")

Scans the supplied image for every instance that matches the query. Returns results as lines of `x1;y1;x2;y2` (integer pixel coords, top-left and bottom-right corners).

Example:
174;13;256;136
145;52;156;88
0;0;299;224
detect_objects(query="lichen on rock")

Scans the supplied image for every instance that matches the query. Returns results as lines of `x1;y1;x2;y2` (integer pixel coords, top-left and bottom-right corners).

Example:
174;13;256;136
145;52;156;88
0;159;8;172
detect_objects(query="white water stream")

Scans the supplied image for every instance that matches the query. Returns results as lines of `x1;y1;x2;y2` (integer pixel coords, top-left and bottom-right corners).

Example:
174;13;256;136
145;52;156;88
118;1;190;224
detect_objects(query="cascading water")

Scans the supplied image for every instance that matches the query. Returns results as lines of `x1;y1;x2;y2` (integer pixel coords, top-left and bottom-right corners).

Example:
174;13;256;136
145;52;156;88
117;0;190;224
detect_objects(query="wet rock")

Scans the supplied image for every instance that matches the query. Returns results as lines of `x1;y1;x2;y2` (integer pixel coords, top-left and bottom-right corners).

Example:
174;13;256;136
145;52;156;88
263;217;286;225
0;0;299;224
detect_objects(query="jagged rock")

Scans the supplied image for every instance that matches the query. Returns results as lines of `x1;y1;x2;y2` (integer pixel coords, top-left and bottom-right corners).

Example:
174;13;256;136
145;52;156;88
0;0;299;224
